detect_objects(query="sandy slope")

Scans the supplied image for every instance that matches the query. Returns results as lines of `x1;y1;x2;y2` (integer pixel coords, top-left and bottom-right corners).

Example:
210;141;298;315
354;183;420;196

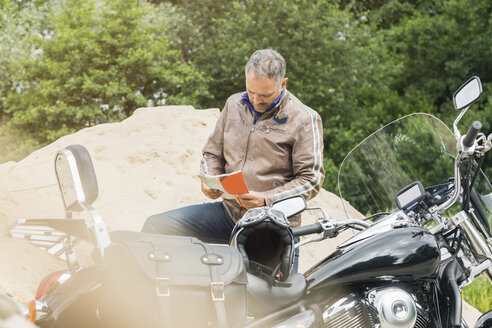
0;106;482;326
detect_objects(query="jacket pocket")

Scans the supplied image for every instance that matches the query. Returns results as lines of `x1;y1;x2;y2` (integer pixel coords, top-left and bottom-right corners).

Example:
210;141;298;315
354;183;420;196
260;125;286;134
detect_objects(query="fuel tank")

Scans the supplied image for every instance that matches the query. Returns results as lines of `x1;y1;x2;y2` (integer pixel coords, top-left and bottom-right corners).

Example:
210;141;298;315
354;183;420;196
305;227;440;291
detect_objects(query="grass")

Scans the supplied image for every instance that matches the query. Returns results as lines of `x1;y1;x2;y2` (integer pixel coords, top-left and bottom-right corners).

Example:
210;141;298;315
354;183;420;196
462;274;492;313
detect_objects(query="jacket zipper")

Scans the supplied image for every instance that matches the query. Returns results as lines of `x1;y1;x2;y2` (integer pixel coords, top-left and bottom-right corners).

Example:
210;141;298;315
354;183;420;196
262;125;285;134
241;125;255;170
241;99;283;170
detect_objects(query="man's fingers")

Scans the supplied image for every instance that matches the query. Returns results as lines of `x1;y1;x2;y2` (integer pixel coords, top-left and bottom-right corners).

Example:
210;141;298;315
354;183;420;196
237;193;254;200
201;182;223;199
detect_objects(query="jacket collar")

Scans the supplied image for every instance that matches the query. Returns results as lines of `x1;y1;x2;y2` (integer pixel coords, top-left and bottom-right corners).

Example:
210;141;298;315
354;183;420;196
241;89;288;124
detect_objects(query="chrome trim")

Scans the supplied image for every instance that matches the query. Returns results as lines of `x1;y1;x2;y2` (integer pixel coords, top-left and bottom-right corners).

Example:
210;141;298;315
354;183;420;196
468;209;492;244
81;203;111;255
58;272;72;285
38;272;73;302
271;310;315;328
322;294;361;323
367;288;417;328
25;299;50;321
294;217;370;249
19;305;29;318
453;106;469;139
305;206;330;221
461;216;492;259
436;153;462;214
429;211;468;235
295;235;323;248
440;247;452;262
338;212;412;249
460;260;492;289
60;149;87;204
336;219;371;229
57;149;111;257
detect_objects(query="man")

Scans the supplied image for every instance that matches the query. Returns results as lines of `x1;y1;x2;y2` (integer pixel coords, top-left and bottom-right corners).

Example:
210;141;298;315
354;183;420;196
142;49;324;272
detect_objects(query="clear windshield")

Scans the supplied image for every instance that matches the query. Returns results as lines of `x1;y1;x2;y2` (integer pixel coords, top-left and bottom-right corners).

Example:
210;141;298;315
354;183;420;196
337;113;457;217
337;113;492;236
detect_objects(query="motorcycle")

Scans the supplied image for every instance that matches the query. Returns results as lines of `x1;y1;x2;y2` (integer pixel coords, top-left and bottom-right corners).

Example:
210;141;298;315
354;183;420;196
17;76;492;327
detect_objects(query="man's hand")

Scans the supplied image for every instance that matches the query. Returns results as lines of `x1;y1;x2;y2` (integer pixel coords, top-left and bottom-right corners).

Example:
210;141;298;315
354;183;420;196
201;182;223;199
236;191;265;210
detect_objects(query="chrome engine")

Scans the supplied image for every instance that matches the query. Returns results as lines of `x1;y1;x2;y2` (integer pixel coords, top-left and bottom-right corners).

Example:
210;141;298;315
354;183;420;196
322;287;430;328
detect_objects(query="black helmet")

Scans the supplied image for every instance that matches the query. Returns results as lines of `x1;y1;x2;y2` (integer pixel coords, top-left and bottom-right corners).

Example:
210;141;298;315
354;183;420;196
230;207;294;282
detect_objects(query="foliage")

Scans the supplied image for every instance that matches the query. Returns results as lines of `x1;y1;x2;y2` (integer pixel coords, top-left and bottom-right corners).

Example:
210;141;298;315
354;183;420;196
0;0;209;151
0;0;492;196
463;275;492;313
162;0;492;193
166;0;400;191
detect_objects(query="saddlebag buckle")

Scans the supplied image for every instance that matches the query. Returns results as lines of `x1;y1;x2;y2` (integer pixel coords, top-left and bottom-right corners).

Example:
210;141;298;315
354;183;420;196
156;277;170;297
211;282;225;301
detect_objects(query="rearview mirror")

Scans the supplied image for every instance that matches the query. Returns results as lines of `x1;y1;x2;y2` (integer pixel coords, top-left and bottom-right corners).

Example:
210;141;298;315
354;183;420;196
54;145;98;213
453;76;482;111
271;196;307;218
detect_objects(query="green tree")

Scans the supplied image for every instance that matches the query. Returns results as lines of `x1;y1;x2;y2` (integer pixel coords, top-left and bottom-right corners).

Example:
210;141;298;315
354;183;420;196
166;0;399;191
0;1;56;160
370;0;492;176
1;0;209;151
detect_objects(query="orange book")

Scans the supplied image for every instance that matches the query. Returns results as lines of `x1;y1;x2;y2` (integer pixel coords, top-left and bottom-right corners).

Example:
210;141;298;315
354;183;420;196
198;170;249;197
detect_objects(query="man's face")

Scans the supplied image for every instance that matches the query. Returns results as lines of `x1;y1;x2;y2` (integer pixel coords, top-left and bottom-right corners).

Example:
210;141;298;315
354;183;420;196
246;72;287;113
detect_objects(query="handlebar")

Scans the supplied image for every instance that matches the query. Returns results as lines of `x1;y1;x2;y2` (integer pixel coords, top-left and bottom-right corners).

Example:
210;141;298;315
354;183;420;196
292;223;323;237
291;219;370;238
463;121;482;148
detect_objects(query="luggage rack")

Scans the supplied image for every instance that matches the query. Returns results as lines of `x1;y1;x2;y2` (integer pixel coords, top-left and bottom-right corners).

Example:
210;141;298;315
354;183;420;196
11;221;69;260
10;218;89;272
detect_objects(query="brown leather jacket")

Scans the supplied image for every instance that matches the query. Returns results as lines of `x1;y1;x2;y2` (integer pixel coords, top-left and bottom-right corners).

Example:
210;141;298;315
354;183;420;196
201;89;325;226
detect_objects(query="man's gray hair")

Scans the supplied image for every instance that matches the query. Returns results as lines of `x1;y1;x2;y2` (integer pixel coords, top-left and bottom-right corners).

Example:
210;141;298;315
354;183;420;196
245;49;286;87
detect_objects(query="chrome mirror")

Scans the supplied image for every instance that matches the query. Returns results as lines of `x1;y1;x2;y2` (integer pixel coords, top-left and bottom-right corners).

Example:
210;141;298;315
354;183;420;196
271;196;307;218
55;145;98;213
453;76;482;111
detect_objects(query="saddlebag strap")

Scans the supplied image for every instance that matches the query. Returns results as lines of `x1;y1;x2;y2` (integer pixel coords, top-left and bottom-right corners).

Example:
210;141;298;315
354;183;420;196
192;238;228;328
149;245;173;327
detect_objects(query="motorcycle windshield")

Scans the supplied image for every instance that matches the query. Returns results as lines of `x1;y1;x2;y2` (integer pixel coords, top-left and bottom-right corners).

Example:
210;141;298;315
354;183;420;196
337;113;458;218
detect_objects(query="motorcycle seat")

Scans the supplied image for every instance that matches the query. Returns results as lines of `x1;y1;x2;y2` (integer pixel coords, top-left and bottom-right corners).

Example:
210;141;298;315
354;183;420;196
246;272;307;316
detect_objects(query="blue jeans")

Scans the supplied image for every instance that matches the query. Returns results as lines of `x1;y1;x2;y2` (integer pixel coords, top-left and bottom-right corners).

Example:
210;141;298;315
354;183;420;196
142;202;235;244
142;202;299;273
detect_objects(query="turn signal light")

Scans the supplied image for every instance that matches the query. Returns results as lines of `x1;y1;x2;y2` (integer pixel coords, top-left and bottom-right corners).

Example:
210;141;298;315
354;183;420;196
35;270;66;300
27;300;36;323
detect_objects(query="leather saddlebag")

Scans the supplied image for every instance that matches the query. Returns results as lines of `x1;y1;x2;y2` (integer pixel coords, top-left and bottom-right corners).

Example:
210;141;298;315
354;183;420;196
100;231;248;328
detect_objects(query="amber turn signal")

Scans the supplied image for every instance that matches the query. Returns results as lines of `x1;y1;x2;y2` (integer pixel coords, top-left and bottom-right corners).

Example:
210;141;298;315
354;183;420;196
27;300;36;323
